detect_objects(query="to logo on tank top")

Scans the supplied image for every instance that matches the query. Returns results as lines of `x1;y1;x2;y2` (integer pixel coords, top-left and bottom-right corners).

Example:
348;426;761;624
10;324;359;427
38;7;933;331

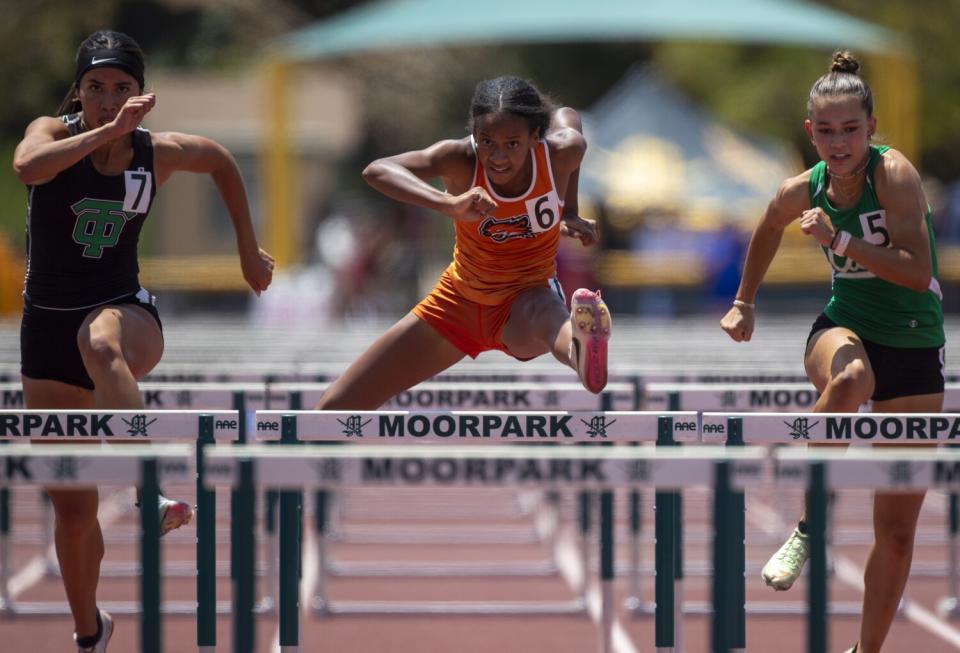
477;190;561;243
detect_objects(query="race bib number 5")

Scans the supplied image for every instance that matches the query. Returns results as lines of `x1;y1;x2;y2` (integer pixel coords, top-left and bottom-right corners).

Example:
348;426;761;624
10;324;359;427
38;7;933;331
525;191;561;234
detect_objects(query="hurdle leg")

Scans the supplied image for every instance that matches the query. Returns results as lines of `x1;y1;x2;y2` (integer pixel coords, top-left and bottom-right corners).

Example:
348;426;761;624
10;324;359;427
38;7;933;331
579;490;592;601
196;416;217;652
140;459;162;653
233;459;256;653
311;491;329;613
937;493;960;617
278;415;301;651
711;461;733;652
279;485;300;651
42;491;57;574
261;489;279;612
599;490;614;653
808;463;829;653
0;487;10;613
624;488;643;612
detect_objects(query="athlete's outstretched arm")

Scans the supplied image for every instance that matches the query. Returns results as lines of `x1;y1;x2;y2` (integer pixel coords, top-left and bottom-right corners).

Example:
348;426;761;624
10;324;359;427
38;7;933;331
721;174;810;342
13;95;155;186
549;108;595;245
362;139;496;222
153;131;273;295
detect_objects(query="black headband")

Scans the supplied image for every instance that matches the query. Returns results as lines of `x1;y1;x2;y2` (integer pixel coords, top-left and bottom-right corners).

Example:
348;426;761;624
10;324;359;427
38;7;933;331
75;48;145;90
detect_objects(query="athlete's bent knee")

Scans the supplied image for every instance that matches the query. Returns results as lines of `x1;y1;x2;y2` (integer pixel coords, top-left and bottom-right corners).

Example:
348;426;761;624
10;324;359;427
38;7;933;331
77;331;124;378
827;362;872;406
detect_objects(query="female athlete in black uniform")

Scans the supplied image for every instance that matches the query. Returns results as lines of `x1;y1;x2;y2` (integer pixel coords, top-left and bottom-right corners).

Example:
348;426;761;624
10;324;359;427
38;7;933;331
13;30;273;652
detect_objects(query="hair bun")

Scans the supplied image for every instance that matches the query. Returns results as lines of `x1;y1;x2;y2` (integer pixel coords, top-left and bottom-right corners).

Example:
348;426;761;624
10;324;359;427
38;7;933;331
831;50;860;75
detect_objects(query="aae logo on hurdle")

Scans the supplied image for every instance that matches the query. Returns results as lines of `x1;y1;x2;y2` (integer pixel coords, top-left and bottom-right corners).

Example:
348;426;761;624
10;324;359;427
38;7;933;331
253;410;696;442
702;412;960;443
0;410;241;441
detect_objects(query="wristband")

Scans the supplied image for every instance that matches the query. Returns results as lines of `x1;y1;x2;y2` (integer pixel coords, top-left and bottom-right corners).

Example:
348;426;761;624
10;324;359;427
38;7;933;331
733;299;755;310
832;230;852;256
829;230;841;250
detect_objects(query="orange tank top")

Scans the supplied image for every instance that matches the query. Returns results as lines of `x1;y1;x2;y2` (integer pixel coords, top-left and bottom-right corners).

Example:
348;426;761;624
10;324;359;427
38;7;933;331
448;138;564;305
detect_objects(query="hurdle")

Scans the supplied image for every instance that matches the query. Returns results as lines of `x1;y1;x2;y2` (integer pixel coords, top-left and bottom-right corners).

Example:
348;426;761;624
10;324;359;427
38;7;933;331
0;409;238;653
204;442;769;653
639;382;960;608
251;407;699;650
0;443;193;653
270;382;641;617
705;410;960;627
771;446;960;652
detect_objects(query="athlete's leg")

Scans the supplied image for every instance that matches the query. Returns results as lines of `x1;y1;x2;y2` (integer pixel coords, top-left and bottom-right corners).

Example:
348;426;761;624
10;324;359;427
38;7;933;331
77;304;163;409
762;326;876;590
856;392;942;653
23;377;101;640
501;284;611;393
799;324;876;525
499;285;569;363
804;326;875;412
77;304;190;536
318;313;466;410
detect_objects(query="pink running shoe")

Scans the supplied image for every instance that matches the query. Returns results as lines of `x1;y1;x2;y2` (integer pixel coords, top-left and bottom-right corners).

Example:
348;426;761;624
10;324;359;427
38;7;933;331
159;495;194;536
568;289;612;394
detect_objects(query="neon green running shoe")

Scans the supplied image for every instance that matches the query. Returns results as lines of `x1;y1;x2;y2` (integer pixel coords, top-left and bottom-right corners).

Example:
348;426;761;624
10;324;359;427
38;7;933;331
761;527;809;591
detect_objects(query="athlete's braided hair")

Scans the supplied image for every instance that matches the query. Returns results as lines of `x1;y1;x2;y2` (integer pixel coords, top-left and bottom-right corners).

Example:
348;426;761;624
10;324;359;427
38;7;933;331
57;30;146;117
468;76;555;137
807;50;873;117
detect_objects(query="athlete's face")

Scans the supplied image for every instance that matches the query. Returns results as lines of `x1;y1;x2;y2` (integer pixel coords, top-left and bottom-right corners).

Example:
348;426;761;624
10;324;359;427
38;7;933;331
77;67;140;127
804;95;876;173
473;111;539;187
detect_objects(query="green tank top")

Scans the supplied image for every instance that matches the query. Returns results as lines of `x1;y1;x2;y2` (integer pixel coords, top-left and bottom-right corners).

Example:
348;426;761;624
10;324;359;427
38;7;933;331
808;145;944;348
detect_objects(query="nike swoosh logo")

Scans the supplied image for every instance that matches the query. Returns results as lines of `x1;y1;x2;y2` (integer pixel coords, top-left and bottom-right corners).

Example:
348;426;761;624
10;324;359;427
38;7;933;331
90;57;117;65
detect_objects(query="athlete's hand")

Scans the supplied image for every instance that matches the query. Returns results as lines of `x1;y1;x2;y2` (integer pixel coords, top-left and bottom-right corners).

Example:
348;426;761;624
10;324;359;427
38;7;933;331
108;94;156;136
799;207;835;248
720;304;755;342
560;214;599;246
240;246;274;296
446;187;497;222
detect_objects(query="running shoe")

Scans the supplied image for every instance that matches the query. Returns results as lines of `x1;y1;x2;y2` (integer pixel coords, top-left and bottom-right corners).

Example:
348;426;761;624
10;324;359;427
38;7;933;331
159;495;194;536
74;608;113;652
761;527;810;591
568;288;612;394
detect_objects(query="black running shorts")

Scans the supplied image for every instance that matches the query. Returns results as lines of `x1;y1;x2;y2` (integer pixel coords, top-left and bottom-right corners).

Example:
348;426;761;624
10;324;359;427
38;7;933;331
21;288;163;390
806;313;944;401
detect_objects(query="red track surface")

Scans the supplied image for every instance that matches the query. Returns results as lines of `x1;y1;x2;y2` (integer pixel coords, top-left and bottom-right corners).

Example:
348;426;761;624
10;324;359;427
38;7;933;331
2;483;960;652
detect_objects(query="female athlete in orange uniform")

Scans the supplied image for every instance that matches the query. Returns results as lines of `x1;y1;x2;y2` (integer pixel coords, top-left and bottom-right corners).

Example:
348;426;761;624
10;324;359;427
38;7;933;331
318;76;610;410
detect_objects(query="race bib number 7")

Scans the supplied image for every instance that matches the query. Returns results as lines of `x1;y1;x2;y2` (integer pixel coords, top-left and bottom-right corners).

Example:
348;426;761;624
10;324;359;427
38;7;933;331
123;168;153;214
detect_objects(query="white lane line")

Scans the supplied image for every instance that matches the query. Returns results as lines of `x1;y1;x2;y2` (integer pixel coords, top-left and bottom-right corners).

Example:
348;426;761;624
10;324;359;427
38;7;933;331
746;495;960;650
555;526;640;653
8;488;133;599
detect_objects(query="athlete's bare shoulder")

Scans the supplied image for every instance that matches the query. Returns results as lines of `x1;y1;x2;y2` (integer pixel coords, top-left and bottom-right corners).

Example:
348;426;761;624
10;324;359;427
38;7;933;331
873;148;923;198
545;107;586;174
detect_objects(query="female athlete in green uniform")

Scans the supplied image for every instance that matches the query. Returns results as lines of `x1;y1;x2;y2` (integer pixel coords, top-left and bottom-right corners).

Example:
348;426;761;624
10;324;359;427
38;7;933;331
721;51;944;653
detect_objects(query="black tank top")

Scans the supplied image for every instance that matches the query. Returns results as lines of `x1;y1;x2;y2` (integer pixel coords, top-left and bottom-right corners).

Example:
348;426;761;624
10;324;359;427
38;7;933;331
24;114;156;308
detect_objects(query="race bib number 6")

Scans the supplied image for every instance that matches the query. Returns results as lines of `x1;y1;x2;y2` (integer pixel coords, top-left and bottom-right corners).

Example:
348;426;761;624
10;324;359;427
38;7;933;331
525;191;561;234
